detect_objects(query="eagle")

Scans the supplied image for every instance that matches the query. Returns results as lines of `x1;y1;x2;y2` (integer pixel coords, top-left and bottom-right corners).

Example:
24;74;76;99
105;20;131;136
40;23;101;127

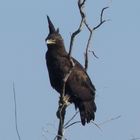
45;16;96;125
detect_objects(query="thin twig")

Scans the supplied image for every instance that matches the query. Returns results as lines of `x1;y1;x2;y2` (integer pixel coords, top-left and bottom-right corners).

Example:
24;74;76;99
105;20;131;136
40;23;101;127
130;137;140;140
68;0;86;56
91;121;102;131
84;6;109;70
89;50;99;59
65;121;81;129
13;82;21;140
90;115;121;132
93;7;109;30
84;30;93;70
68;20;83;56
98;115;121;126
64;111;79;128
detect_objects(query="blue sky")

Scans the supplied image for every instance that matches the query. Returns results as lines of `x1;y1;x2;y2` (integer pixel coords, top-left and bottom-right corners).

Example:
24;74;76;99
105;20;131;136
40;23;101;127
0;0;140;140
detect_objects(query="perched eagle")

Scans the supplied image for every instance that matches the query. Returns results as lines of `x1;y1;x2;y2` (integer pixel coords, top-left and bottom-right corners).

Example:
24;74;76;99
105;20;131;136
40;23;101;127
45;16;96;125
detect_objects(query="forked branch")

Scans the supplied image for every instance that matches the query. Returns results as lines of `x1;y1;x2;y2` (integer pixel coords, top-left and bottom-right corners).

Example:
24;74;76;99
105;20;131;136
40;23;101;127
84;6;109;70
69;0;109;71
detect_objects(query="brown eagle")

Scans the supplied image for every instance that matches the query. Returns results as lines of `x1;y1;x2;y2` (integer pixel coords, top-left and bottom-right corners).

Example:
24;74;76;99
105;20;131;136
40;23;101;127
45;16;96;125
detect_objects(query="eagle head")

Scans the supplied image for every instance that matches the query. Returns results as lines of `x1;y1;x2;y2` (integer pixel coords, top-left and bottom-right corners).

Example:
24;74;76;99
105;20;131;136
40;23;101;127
45;16;64;48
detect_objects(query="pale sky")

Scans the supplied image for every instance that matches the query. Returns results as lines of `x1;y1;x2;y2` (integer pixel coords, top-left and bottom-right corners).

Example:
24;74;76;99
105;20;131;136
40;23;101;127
0;0;140;140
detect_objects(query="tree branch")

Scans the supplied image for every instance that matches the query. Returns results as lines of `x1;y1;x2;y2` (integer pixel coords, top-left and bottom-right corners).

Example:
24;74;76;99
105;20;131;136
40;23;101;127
69;0;109;71
130;137;140;140
84;6;109;71
64;121;81;129
13;82;21;140
64;111;79;128
68;0;86;56
93;6;109;30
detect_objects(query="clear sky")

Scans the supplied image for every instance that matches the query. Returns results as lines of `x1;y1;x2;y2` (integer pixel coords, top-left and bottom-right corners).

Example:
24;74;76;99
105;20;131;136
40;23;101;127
0;0;140;140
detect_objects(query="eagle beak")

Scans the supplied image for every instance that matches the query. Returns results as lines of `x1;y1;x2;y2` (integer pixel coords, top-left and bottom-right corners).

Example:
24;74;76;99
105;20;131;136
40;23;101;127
46;39;56;45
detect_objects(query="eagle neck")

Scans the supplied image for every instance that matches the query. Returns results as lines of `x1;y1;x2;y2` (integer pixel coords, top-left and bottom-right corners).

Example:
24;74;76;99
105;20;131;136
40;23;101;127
47;46;67;56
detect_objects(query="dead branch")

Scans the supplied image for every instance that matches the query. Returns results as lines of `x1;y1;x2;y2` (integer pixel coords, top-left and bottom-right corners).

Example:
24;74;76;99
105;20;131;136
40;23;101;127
13;82;21;140
93;7;109;30
98;115;121;126
89;50;99;59
69;0;109;71
68;0;86;56
64;111;79;128
84;30;93;71
91;122;102;131
130;137;140;140
56;104;66;140
84;6;109;71
65;121;81;129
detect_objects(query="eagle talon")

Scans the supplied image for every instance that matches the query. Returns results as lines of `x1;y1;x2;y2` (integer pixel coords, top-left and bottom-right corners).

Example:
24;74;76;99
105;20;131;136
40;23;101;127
62;95;70;106
56;95;70;119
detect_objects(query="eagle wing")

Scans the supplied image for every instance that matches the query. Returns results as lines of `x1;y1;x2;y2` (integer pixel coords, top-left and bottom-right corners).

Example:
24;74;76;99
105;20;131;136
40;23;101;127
66;58;96;101
66;58;96;125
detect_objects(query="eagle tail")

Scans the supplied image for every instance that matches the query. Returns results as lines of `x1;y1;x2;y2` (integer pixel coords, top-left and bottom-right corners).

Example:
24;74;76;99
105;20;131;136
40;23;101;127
78;100;96;126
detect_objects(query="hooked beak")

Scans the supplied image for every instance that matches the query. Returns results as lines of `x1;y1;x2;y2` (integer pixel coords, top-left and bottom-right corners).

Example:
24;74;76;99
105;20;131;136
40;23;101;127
46;39;56;45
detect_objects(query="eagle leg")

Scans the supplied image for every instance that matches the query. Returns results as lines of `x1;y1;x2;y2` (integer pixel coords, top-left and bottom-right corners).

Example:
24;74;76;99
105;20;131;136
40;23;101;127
56;95;70;119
